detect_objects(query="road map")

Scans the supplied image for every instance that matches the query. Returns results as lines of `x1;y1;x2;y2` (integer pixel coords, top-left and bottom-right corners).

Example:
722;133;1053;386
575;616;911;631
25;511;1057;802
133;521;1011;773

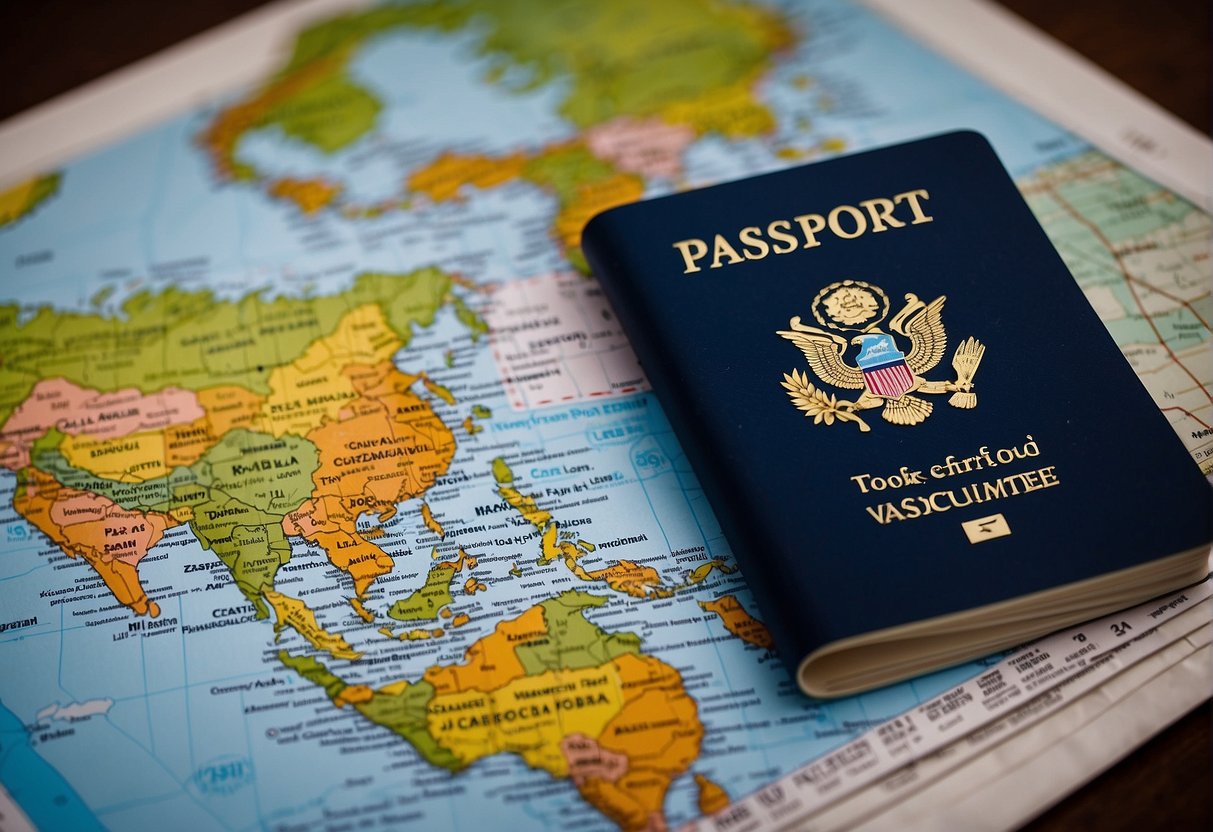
0;1;1209;830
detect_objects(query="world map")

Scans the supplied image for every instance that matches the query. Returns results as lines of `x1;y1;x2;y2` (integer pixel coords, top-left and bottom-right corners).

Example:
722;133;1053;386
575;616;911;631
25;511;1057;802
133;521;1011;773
0;1;1209;830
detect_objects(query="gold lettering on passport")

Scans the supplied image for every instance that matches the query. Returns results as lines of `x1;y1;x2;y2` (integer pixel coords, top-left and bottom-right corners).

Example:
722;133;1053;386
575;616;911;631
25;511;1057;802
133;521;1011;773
672;189;933;274
777;280;985;432
849;435;1060;526
862;465;1059;525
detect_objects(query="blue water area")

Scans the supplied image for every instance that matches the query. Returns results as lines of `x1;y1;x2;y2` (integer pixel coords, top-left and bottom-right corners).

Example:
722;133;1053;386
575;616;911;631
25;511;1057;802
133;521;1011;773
0;698;103;831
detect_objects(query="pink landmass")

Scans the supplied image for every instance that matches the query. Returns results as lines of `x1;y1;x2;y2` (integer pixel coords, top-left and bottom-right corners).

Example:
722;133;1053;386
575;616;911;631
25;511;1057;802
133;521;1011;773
60;384;205;438
0;379;204;470
560;733;629;787
584;117;696;180
0;379;98;469
283;498;327;537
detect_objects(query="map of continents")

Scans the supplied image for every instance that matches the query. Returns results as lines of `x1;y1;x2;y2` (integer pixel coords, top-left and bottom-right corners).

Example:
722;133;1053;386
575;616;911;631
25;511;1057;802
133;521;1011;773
0;0;1209;830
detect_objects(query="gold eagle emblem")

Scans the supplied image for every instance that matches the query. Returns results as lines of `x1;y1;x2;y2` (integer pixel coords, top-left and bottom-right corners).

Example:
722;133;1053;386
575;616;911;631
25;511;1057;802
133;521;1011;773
777;280;985;432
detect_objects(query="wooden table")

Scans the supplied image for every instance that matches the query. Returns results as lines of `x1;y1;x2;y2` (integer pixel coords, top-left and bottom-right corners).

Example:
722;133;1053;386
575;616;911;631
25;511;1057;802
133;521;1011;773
1;1;1208;829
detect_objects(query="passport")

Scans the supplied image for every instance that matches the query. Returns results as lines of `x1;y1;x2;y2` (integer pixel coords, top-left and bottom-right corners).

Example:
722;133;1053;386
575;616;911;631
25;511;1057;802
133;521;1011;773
581;131;1212;698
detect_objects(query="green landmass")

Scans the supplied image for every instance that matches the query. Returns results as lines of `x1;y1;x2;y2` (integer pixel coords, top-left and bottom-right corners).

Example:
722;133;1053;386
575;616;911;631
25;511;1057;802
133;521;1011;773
190;491;292;618
191;429;319;514
353;680;460;771
28;429;294;618
514;591;640;674
490;457;514;484
0;267;453;425
471;404;492;419
209;0;788;185
521;144;618;205
27;430;208;515
278;591;644;771
89;286;116;308
387;560;456;622
0;172;61;229
259;74;382;153
452;296;488;341
278;651;461;770
426;0;790;128
278;650;348;699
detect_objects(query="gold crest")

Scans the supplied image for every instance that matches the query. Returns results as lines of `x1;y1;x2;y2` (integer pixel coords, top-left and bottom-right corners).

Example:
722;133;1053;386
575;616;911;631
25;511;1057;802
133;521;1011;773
778;280;986;432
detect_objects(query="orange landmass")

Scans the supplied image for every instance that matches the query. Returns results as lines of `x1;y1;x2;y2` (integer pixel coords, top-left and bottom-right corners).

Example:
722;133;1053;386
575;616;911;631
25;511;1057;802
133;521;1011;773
463;577;487;595
14;468;176;617
420;373;456;405
699;595;774;651
553;173;644;250
407;151;528;202
334;685;375;708
437;547;473;571
292;362;456;596
283;496;393;597
269;177;341;214
421;605;543;696
162;418;219;468
421;502;445;538
587;560;669;599
451;613;471;628
694;774;729;815
581;653;703;832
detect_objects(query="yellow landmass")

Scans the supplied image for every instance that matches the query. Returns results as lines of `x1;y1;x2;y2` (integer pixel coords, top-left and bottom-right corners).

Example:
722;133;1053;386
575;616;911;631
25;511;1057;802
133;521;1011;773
660;77;776;138
553;173;644;250
498;485;552;528
258;304;400;437
197;385;266;436
685;558;736;585
427;665;625;775
407;151;528;202
819;137;847;154
59;430;171;483
350;597;375;623
264;589;363;660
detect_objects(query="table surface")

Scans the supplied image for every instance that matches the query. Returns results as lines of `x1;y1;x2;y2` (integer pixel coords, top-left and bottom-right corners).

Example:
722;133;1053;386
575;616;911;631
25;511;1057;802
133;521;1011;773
1;1;1209;829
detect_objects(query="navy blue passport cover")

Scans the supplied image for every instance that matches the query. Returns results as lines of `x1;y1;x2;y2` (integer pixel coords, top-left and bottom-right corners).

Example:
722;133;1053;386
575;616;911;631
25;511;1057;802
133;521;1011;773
582;131;1211;678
